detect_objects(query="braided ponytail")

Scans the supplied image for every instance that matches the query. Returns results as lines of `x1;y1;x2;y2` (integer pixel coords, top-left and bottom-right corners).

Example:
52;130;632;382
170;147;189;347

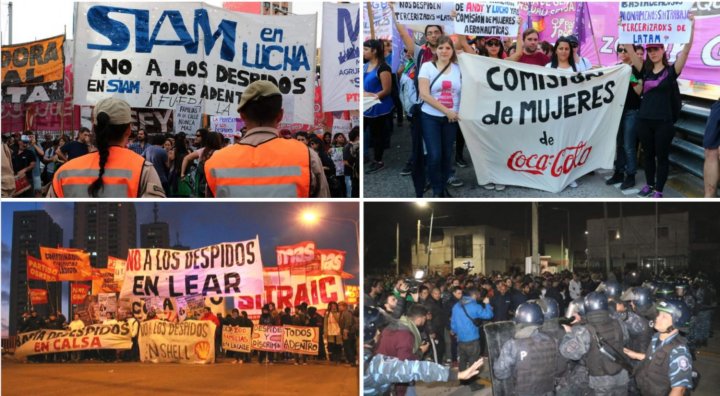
88;112;112;197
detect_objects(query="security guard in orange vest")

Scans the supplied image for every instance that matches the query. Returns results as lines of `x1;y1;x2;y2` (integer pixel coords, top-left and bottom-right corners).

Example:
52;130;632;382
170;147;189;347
204;81;330;197
48;98;165;198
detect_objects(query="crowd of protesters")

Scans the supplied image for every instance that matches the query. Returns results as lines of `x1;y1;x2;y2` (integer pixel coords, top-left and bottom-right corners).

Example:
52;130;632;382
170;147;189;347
364;267;716;394
15;300;359;366
363;7;720;198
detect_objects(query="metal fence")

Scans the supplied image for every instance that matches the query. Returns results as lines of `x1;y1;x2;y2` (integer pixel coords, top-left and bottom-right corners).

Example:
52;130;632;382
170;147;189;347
670;98;714;179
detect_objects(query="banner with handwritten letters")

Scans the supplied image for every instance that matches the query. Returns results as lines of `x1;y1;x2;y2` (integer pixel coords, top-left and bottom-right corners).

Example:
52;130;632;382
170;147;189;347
394;2;455;32
119;238;264;299
251;325;284;352
222;326;252;353
2;35;66;104
364;2;394;40
139;320;216;364
110;256;127;284
72;283;91;304
322;3;360;112
29;289;48;305
39;247;92;281
98;293;118;322
15;323;132;359
454;2;520;37
210;116;243;138
458;53;630;193
174;104;203;134
27;255;59;282
619;2;693;45
283;325;320;356
74;2;317;124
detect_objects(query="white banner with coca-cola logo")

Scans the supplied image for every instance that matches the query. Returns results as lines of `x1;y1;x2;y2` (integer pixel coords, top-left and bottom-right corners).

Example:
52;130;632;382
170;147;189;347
458;53;630;193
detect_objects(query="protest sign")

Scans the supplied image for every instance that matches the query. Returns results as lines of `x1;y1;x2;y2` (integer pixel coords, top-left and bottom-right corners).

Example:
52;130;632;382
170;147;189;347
329;147;345;177
139;320;215;364
92;268;119;295
394;2;455;30
457;53;629;193
276;241;317;267
98;293;117;322
110;256;127;283
74;3;317;124
344;285;360;305
2;35;65;104
222;326;252;353
619;2;693;45
174;104;203;134
15;322;132;359
283;325;319;356
331;117;352;138
210;116;243;138
29;289;48;305
71;283;91;304
119;238;264;299
27;255;59;282
75;295;99;324
251;325;284;352
322;3;360;113
454;2;520;37
364;2;394;40
39;247;92;281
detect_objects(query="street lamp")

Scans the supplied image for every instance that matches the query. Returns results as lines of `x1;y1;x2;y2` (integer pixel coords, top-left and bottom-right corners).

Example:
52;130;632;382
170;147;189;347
298;208;360;268
416;203;434;277
551;207;571;270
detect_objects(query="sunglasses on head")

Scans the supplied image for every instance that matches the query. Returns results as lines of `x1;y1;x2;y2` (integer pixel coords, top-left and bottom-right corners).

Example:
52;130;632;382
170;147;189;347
487;41;501;47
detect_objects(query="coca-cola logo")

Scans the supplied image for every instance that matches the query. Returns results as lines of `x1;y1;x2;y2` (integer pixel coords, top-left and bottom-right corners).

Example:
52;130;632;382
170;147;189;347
507;142;592;177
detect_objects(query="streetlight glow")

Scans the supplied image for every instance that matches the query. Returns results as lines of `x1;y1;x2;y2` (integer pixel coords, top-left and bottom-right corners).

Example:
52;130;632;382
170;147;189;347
300;210;319;225
416;202;429;208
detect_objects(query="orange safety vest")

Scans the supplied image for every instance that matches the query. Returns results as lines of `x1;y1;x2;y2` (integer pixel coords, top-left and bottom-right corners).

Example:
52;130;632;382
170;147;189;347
52;146;144;197
205;137;311;197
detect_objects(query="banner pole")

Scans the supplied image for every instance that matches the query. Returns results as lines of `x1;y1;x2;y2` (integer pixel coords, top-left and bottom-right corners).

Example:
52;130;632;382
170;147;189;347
586;3;603;67
367;3;376;40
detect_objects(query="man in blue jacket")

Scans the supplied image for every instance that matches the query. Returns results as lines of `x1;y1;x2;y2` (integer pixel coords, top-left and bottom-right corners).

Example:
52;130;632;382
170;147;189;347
451;287;494;390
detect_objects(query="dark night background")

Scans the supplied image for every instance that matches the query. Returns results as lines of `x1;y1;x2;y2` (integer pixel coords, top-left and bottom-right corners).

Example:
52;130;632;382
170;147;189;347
365;201;720;277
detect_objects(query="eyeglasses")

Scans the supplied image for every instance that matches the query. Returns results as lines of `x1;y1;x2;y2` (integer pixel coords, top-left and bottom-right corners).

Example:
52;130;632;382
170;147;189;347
617;48;627;53
487;41;501;47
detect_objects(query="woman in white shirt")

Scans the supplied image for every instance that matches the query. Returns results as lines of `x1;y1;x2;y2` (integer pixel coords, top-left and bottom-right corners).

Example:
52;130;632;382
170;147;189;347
68;313;85;362
418;36;462;198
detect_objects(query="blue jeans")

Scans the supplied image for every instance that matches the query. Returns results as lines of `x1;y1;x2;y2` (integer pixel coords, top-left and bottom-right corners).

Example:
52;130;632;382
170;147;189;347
421;112;457;196
613;109;638;175
345;175;352;197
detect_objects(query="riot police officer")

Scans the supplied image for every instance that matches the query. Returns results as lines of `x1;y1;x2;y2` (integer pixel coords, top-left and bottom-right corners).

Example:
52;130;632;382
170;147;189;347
493;302;557;396
534;297;572;393
560;292;630;395
624;299;694;395
619;287;656;360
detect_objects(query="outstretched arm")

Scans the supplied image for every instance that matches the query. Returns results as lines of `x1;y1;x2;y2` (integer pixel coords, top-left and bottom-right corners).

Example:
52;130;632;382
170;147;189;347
674;13;695;76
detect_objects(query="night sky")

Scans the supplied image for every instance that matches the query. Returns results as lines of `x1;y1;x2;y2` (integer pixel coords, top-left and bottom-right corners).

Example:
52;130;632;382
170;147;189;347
364;201;719;275
1;202;359;336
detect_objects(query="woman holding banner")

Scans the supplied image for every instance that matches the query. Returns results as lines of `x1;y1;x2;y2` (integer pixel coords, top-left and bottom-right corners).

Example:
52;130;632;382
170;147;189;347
364;39;394;175
624;14;695;198
418;36;462;198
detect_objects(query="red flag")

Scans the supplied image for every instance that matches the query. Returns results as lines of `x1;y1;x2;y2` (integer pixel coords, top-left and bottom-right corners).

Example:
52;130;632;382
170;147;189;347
27;255;59;281
29;289;48;305
71;283;90;304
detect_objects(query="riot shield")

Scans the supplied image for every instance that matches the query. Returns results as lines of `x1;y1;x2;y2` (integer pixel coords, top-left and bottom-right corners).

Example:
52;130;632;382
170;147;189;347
483;321;516;396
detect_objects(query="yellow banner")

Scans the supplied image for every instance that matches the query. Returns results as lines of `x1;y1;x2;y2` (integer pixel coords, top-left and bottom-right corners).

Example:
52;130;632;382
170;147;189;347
1;35;65;85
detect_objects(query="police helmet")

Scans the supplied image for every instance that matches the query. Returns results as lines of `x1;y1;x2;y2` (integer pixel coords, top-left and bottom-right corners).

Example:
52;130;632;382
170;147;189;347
566;297;586;318
514;302;544;325
655;282;675;299
539;297;560;320
603;280;622;299
364;306;386;343
584;292;609;313
624;287;654;309
656;299;691;331
675;279;690;290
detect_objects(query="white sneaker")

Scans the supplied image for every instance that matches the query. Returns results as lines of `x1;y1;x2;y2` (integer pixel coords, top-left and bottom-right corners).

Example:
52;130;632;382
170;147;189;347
482;183;495;190
569;181;578;188
494;184;506;191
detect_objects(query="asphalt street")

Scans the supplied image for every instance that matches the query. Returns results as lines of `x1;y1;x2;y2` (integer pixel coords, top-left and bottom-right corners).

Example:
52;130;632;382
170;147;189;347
1;358;358;396
364;119;705;198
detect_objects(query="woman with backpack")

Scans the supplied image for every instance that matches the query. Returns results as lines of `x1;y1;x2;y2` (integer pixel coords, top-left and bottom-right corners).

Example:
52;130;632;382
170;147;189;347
623;14;695;198
363;39;394;175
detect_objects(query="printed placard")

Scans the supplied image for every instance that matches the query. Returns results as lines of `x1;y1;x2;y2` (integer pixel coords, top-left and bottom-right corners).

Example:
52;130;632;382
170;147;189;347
619;2;693;44
454;2;520;37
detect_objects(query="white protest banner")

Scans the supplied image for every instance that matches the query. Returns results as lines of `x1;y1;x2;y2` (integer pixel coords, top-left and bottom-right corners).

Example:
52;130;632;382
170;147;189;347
619;2;693;45
139;320;215;364
283;326;319;356
174;104;203;134
98;293;117;322
251;325;284;352
74;2;317;123
330;147;345;177
222;326;252;353
15;323;132;359
322;3;360;112
120;238;264;299
457;53;630;193
454;2;520;37
110;256;126;283
210;116;243;138
394;2;455;31
331;118;352;138
363;2;393;40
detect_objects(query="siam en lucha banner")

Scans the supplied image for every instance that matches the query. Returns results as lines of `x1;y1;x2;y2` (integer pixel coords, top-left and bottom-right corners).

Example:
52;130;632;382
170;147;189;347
39;247;92;281
457;53;629;193
139;320;215;364
1;35;66;104
73;2;317;124
119;238;264;299
15;322;132;359
322;3;360;113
